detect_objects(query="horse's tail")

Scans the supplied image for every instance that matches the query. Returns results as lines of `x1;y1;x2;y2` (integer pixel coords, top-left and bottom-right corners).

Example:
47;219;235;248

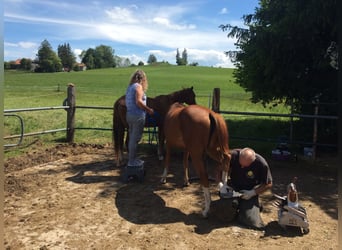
208;112;230;162
113;99;125;157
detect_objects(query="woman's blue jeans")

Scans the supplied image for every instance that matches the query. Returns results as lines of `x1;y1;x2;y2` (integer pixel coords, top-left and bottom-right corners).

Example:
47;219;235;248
126;113;145;166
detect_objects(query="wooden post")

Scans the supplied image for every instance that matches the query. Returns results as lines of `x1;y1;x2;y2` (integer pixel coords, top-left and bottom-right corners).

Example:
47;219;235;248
289;101;294;143
66;83;76;143
212;88;220;113
312;101;319;160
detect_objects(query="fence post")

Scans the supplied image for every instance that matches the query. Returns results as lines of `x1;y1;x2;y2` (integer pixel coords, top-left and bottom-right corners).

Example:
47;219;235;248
66;83;76;142
312;100;319;160
212;88;220;113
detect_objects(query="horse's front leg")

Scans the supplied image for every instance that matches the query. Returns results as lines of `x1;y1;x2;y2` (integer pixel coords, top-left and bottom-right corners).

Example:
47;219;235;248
218;156;230;193
218;171;229;194
157;127;164;161
160;145;171;184
183;151;190;186
202;186;211;218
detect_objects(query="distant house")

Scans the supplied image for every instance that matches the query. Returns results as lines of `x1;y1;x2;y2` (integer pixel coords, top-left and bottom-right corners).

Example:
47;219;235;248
9;58;33;70
8;59;22;69
75;63;87;71
14;59;21;66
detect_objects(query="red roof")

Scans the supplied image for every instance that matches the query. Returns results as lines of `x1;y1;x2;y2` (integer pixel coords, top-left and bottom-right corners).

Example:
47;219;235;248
14;59;21;65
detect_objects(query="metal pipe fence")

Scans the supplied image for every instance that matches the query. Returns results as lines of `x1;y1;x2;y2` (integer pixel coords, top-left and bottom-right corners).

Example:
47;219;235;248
4;87;338;153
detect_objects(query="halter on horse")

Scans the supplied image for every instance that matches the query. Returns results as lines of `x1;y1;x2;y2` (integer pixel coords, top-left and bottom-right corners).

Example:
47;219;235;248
112;87;196;166
161;103;231;217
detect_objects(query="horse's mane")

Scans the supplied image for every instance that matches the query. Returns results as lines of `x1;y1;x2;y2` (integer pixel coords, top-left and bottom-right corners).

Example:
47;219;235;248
152;87;193;101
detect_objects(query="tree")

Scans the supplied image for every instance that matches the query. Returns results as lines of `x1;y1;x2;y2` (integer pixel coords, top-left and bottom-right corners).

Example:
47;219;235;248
147;54;157;64
220;0;337;113
138;61;144;66
4;61;11;69
114;55;123;67
181;48;188;65
94;45;115;68
176;48;181;65
176;48;188;65
19;58;32;70
58;43;76;71
36;39;62;72
81;48;96;69
81;45;115;69
122;58;131;67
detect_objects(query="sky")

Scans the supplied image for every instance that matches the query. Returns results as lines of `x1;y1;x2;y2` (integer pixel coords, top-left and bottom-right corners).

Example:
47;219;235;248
4;0;259;68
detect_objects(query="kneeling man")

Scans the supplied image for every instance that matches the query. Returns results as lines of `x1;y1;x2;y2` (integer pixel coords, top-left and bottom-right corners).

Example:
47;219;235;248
226;147;273;230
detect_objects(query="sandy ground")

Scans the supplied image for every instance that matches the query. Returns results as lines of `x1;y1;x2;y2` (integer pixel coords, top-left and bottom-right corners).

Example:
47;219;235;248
4;143;338;249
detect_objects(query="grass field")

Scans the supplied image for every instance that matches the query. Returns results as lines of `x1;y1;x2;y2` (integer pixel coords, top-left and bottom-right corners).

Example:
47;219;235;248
4;65;308;157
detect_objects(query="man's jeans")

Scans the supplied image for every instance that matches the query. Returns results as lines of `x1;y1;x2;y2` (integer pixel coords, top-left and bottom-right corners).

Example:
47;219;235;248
126;113;145;166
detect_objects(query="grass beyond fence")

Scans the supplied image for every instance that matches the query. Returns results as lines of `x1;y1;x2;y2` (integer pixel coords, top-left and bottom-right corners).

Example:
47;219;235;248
5;65;310;157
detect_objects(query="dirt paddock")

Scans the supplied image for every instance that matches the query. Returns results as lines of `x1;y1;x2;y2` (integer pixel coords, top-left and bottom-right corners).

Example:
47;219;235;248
4;143;338;249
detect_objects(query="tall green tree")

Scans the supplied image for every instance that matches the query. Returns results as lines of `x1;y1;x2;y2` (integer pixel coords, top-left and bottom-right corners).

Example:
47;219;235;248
81;48;95;69
147;54;157;64
94;45;115;68
36;39;62;72
58;43;76;71
176;48;181;65
176;48;188;65
181;48;188;66
220;0;337;112
81;45;115;69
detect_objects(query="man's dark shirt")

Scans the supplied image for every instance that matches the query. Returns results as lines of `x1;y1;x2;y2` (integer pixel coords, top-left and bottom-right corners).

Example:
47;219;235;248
229;149;272;191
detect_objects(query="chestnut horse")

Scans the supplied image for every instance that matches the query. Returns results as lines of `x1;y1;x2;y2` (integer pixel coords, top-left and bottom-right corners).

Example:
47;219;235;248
161;103;231;217
113;87;196;166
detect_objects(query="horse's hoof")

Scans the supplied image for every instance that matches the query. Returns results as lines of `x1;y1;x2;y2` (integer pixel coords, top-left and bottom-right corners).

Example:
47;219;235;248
158;156;164;161
183;182;190;187
160;178;167;184
202;211;209;219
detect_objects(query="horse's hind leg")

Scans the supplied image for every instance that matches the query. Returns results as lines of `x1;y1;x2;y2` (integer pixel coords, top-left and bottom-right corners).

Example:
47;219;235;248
191;156;211;217
183;151;190;186
157;127;164;161
161;145;171;183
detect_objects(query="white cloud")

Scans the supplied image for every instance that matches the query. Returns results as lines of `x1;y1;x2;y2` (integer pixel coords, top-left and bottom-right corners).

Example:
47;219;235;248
118;54;146;65
4;1;239;67
105;6;138;24
4;41;39;60
4;42;18;47
73;49;83;62
186;48;235;67
152;17;196;30
220;8;228;14
142;48;235;68
5;41;37;48
18;41;37;49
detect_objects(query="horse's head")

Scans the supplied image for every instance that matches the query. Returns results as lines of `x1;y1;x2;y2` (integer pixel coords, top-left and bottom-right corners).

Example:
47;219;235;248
173;86;196;105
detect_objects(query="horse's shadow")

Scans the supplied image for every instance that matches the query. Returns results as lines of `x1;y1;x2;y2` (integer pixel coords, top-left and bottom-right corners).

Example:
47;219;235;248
64;162;308;236
114;183;235;235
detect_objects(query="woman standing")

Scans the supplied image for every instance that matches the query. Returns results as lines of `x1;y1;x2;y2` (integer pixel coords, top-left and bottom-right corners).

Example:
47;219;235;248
125;70;154;166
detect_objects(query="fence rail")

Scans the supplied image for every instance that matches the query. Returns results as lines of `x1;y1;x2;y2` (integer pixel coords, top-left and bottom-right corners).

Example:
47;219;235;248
219;110;338;120
4;86;338;159
211;88;338;159
3;107;112;148
4;106;69;113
